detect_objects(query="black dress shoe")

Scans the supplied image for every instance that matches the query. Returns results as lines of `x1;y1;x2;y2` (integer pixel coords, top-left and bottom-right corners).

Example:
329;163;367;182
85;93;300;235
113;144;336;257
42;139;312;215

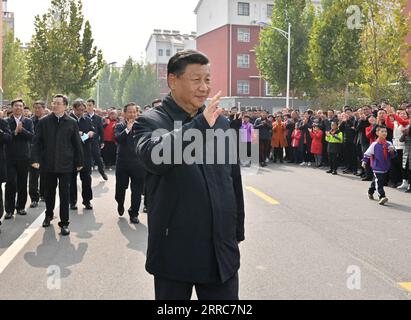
70;204;78;210
30;202;39;208
4;212;14;220
17;209;27;216
60;226;70;236
130;216;140;224
42;217;52;228
332;171;338;175
83;203;93;210
118;206;125;217
326;170;333;174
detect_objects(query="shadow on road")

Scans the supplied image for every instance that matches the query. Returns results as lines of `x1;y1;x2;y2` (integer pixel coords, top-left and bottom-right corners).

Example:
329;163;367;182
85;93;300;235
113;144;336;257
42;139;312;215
70;210;103;240
23;227;88;279
117;219;147;255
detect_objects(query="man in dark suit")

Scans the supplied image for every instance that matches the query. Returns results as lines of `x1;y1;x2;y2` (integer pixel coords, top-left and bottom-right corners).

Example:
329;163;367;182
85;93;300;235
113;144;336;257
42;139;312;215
86;99;108;181
4;99;34;219
114;103;145;225
0;118;12;233
29;101;46;209
32;94;84;236
135;51;245;300
69;99;95;211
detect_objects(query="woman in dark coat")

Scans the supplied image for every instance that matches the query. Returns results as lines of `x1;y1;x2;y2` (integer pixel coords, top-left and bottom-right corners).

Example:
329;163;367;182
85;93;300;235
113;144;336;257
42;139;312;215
0;118;12;232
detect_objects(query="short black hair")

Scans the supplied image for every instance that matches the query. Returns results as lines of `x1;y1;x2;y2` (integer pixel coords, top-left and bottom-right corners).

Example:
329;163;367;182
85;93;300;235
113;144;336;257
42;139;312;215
54;94;69;106
72;99;86;110
167;50;209;78
24;106;30;110
124;103;140;113
11;99;25;107
87;99;96;106
376;125;388;133
33;101;46;108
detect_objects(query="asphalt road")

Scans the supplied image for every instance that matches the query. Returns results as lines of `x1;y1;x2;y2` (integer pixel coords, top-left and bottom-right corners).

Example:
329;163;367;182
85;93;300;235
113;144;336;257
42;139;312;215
0;164;411;300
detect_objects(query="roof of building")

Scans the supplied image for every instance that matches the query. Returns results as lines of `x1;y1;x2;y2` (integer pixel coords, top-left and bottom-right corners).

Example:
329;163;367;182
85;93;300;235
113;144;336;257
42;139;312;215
145;30;197;51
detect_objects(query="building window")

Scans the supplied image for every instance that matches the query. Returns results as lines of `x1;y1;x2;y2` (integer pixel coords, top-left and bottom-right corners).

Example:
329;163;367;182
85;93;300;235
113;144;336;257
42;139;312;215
158;49;163;57
237;80;250;95
267;4;274;18
237;54;250;68
238;2;250;16
238;28;250;42
166;49;171;56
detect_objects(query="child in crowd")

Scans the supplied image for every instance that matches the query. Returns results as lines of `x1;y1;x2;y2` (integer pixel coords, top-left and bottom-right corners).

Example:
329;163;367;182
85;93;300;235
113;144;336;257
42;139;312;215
362;126;397;205
291;122;302;164
325;121;343;175
309;122;323;167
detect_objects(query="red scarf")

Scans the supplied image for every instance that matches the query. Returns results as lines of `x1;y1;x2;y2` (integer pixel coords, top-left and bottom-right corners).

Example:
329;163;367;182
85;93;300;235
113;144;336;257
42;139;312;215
377;138;388;160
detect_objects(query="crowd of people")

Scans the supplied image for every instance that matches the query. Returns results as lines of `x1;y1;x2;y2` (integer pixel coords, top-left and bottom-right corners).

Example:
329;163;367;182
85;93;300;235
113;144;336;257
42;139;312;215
0;97;164;235
225;102;411;203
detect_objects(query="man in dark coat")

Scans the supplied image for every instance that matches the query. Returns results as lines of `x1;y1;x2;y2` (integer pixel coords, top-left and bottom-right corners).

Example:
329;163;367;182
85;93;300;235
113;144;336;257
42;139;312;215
0;118;12;233
135;50;245;300
69;99;95;211
114;103;145;225
4;99;34;219
86;99;108;181
29;101;46;208
32;95;84;236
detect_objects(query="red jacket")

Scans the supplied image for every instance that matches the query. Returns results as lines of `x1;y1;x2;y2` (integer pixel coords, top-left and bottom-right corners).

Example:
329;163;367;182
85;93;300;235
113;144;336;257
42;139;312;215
309;130;323;155
103;118;118;142
365;125;376;144
291;129;302;148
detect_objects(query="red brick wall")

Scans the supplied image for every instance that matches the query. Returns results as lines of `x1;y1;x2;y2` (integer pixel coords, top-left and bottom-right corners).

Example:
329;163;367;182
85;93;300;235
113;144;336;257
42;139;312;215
197;25;230;97
230;25;264;97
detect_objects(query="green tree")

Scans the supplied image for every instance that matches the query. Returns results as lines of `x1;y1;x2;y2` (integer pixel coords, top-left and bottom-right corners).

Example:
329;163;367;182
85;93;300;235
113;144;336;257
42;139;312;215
256;0;315;97
360;0;411;102
115;57;134;106
308;0;363;100
2;31;29;101
27;0;103;102
123;63;160;106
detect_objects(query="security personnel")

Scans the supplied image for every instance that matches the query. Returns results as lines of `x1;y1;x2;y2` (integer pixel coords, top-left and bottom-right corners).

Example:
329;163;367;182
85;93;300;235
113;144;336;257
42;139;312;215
69;99;95;211
0;118;12;233
29;101;46;208
5;99;34;219
115;103;145;225
86;99;108;181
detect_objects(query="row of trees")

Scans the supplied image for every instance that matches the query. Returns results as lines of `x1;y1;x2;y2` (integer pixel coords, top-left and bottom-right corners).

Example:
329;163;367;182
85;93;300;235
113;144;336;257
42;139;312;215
256;0;411;107
90;58;160;109
2;0;160;109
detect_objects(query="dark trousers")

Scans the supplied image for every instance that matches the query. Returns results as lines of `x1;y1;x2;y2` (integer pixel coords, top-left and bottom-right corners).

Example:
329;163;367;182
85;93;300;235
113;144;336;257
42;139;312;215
43;172;71;226
5;160;29;213
369;172;387;198
285;145;293;162
293;148;302;164
391;149;405;183
154;274;239;301
329;152;340;172
302;144;313;163
91;139;105;174
102;141;117;168
115;162;144;217
29;167;44;202
343;142;357;171
273;147;284;162
259;140;270;163
70;167;93;206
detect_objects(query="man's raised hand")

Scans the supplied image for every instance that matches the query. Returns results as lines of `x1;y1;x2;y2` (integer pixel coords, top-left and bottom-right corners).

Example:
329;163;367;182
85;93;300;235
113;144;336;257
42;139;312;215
203;91;223;128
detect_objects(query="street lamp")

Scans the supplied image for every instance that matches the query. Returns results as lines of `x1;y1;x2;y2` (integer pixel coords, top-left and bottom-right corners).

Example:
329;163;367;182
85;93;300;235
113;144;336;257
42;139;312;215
257;21;291;110
97;61;117;108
